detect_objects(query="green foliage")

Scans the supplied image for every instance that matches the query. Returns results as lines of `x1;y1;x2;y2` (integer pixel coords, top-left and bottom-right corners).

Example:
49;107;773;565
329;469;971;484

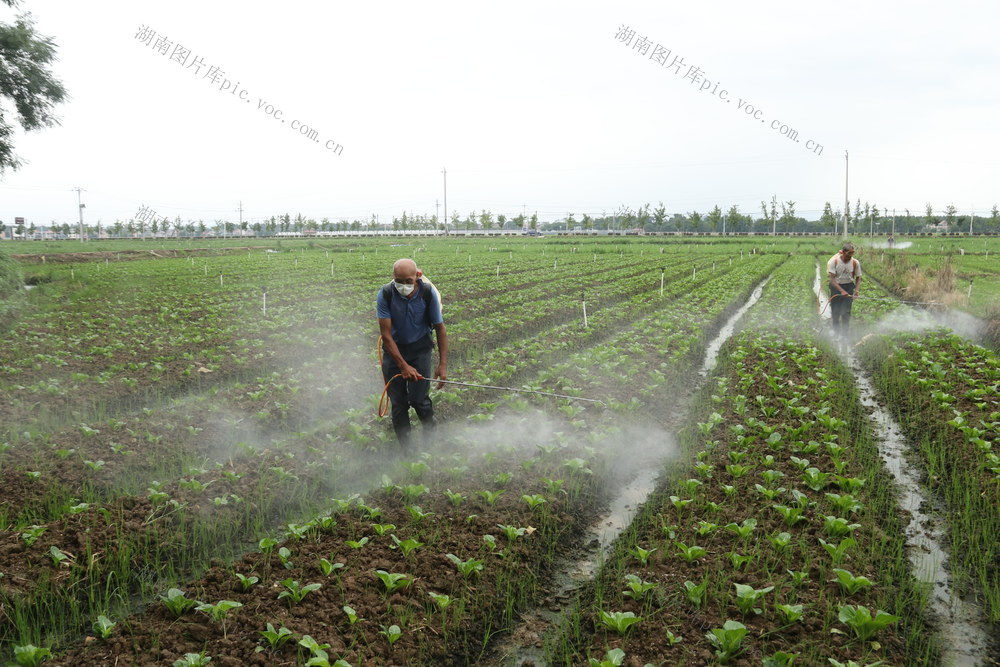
277;579;321;605
259;623;294;650
160;588;198;617
172;653;212;667
598;610;643;635
13;644;51;667
837;605;900;641
705;620;748;662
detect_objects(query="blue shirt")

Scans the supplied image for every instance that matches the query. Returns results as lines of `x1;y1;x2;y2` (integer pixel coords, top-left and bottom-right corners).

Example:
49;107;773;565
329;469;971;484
376;280;443;345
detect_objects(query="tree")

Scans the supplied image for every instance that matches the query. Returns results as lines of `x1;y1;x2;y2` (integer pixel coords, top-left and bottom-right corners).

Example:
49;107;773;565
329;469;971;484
653;202;667;231
689;210;703;232
726;205;743;233
991;205;998;227
14;217;25;236
529;213;538;231
0;2;67;174
944;203;957;227
706;205;722;232
820;202;836;230
779;201;796;231
479;209;493;230
496;214;506;229
0;220;5;238
581;213;592;231
925;203;934;226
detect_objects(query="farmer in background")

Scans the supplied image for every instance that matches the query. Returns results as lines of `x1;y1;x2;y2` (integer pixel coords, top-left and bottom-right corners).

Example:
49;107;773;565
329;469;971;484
377;258;448;449
827;242;863;344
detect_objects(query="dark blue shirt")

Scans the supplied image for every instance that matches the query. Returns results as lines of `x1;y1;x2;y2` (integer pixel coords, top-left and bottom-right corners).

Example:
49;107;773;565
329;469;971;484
376;280;443;345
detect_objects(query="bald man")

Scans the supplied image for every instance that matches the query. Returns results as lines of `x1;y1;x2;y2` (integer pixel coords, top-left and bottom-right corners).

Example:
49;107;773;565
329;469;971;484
376;258;448;449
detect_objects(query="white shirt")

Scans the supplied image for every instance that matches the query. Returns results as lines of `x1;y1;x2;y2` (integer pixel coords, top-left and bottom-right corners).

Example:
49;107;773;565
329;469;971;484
827;253;861;284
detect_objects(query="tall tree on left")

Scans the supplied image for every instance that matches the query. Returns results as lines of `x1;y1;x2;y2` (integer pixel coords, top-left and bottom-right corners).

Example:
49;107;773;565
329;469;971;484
0;0;67;174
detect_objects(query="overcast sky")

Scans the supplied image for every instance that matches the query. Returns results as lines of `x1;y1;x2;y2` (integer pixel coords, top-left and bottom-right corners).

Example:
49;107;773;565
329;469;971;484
1;1;997;227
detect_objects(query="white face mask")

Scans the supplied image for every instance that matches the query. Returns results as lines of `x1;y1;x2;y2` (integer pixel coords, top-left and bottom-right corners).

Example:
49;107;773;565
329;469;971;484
394;281;415;296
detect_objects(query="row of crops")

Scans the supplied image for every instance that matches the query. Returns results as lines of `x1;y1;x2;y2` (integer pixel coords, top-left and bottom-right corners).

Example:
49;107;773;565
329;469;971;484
0;238;996;665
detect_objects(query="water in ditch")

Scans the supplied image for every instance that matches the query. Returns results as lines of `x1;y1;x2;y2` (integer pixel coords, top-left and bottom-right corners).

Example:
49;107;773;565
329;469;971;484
813;263;994;665
481;278;771;666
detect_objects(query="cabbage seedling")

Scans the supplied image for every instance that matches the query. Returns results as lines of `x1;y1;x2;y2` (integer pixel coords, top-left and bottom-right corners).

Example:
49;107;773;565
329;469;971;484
160;588;198;617
683;579;708;608
20;525;46;546
401;484;429;503
12;645;51;667
733;583;774;615
728;552;752;571
235;573;259;591
477;489;505;506
541;477;565;495
318;558;345;577
380;624;403;646
406;505;434;523
172;653;211;667
375;570;412;593
370;523;396;536
391;535;424;557
48;546;72;566
801;468;830;491
775;603;805;624
521;494;547;510
342;605;360;625
428;591;453;611
831;568;873;595
705;620;747;661
498;524;526;542
443;489;466;506
725;518;757;540
622;574;657;600
772;505;806;527
278;547;294;569
278;579;321;605
674;542;705;564
588;648;626;666
762;651;798;666
598;610;643;635
345;537;369;549
195;600;242;638
837;605;900;641
822;515;861;539
259;623;294;650
447;554;484;578
93;614;116;639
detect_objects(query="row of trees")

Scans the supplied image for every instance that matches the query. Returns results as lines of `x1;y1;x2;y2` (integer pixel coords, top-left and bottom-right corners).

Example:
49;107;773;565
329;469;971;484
4;201;1000;239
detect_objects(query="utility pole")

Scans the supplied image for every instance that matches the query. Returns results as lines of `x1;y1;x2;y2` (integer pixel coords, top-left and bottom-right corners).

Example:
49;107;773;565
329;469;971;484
771;195;777;236
441;168;447;234
892;208;896;236
237;201;244;237
969;207;974;235
843;151;849;239
74;187;86;242
435;199;439;231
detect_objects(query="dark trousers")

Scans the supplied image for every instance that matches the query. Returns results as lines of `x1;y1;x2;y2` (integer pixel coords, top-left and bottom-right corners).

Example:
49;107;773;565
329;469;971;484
381;339;435;447
830;282;855;337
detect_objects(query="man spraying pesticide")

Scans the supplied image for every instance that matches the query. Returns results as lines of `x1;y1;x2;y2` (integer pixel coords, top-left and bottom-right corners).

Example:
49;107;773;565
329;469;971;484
376;259;606;448
376;258;448;451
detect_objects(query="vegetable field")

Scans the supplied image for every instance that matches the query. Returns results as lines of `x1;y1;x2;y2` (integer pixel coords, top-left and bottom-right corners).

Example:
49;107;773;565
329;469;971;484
0;237;996;666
